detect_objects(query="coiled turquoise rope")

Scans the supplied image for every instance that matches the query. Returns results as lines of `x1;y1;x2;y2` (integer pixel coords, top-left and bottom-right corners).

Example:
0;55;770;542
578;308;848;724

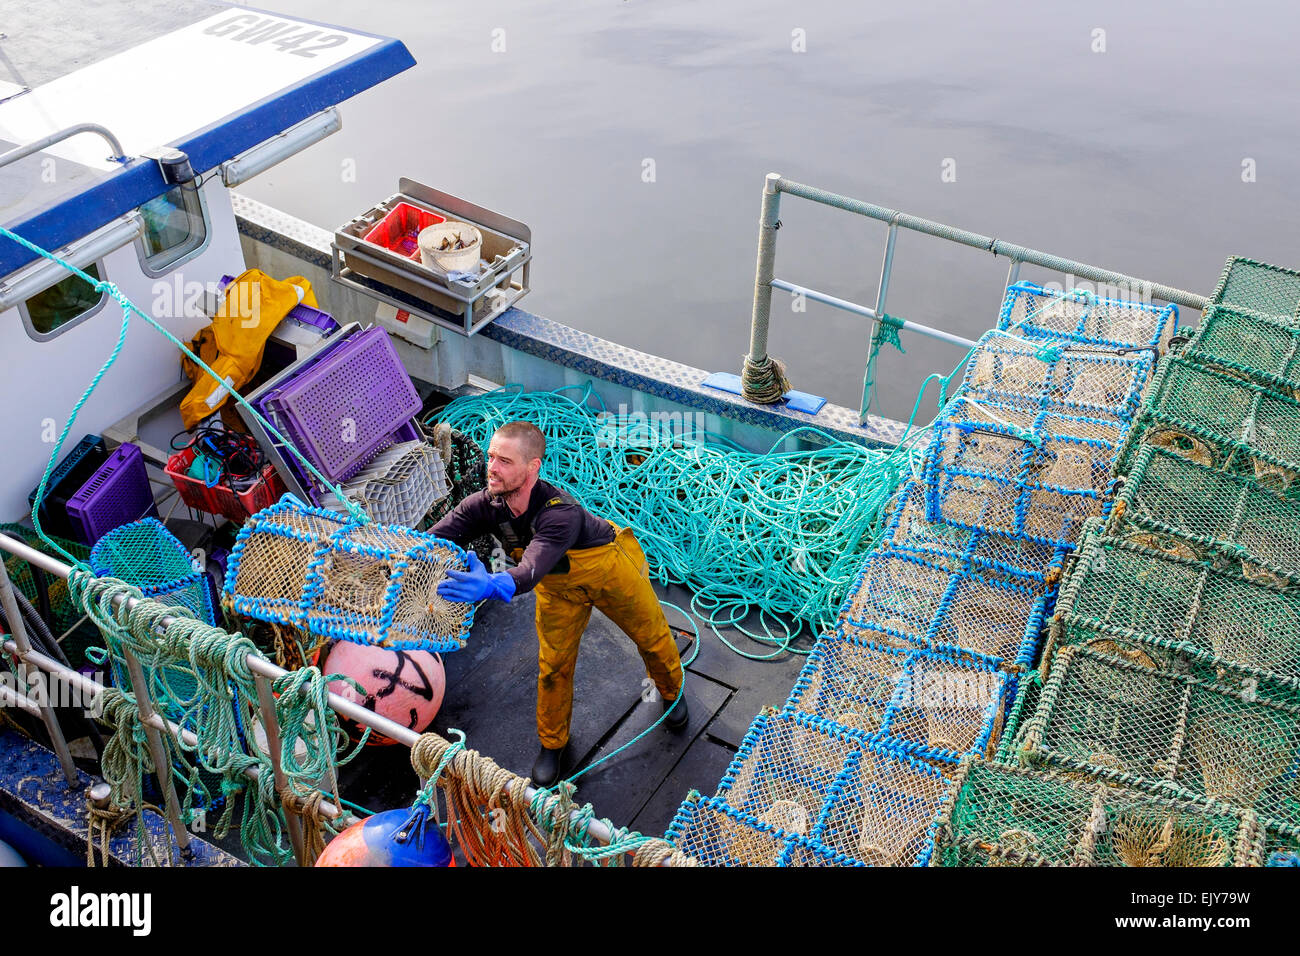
430;383;916;654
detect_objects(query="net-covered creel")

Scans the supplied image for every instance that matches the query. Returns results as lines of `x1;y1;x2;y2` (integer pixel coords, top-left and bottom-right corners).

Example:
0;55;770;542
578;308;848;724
784;629;1010;761
0;523;90;636
838;545;1051;669
959;329;1155;420
668;735;952;867
1109;443;1300;583
1209;256;1300;322
1016;645;1300;835
1116;355;1300;492
225;498;474;652
89;518;216;625
998;281;1179;351
1047;522;1300;687
922;400;1129;549
931;757;1264;867
87;518;221;730
879;478;1062;583
1180;303;1300;398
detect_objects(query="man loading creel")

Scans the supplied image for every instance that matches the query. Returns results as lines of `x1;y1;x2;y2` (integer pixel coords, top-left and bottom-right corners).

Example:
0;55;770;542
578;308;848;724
432;420;687;787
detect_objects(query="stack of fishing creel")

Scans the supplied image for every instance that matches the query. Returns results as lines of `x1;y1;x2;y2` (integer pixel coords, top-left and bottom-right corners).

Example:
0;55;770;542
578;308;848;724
986;257;1300;867
666;280;1213;866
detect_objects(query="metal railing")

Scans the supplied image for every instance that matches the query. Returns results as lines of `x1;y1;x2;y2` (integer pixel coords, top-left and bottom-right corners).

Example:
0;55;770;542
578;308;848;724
0;530;637;867
0;122;129;170
743;173;1211;420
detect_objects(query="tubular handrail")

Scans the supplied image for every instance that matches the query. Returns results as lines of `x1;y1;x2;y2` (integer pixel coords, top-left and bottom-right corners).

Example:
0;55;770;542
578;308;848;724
743;172;1210;419
0;530;633;862
0;122;129;170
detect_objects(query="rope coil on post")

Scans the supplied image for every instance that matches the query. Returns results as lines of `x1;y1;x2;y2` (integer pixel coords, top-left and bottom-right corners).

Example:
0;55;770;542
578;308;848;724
740;354;792;405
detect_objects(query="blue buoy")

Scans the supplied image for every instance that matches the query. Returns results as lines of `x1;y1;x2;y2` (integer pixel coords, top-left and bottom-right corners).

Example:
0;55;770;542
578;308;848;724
316;804;453;867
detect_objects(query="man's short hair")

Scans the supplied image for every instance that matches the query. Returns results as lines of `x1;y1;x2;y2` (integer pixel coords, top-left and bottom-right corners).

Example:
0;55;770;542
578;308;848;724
495;420;546;464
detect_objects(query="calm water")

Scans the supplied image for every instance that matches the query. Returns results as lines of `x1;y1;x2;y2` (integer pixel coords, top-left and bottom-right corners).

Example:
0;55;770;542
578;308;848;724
243;0;1300;423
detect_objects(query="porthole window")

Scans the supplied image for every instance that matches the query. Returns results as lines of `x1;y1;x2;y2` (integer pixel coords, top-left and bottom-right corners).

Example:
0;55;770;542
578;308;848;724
20;262;108;340
138;184;208;273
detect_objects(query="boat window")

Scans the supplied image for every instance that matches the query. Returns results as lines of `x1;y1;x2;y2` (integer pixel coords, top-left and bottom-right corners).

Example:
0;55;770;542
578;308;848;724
138;184;208;273
20;262;109;340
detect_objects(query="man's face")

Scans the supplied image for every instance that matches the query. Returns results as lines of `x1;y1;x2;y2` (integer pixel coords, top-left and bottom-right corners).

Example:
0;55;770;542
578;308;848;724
486;433;537;496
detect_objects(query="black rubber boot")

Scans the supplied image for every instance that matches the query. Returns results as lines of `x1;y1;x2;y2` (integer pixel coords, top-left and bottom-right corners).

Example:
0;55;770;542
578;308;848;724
662;690;689;732
532;744;567;788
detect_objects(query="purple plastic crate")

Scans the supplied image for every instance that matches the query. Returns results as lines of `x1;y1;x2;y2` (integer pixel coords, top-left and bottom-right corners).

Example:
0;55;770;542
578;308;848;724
260;327;421;484
67;442;159;544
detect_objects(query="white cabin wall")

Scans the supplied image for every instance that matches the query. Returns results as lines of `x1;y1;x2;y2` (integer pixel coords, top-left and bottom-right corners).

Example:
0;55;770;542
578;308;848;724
0;175;245;521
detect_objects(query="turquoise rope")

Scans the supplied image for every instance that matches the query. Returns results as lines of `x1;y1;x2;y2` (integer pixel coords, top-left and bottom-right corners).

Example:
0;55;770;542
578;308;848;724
0;224;369;566
431;384;915;652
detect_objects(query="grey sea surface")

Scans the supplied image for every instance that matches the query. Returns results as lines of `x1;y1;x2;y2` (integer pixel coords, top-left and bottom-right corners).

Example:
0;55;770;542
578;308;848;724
241;0;1300;423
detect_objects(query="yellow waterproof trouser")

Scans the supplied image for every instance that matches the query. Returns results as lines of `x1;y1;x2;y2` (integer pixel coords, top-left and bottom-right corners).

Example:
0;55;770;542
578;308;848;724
527;525;684;749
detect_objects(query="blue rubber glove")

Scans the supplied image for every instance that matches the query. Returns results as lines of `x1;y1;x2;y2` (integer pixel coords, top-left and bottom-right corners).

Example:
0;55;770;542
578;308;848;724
438;552;516;603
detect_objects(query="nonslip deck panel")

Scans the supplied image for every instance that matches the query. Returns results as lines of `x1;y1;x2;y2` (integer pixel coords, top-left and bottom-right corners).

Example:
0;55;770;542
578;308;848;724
0;730;240;866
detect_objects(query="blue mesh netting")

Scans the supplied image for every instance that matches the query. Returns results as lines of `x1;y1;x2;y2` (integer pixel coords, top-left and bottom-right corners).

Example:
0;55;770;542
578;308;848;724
224;498;473;652
662;276;1204;866
998;281;1177;351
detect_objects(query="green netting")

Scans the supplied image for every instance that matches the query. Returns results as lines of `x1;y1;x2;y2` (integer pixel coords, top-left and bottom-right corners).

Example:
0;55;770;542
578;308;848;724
89;518;215;625
1048;524;1300;687
1183;304;1300;396
1111;443;1300;583
930;758;1263;867
0;523;90;636
1210;256;1300;322
1019;645;1300;835
89;518;200;589
994;671;1043;764
1117;355;1300;492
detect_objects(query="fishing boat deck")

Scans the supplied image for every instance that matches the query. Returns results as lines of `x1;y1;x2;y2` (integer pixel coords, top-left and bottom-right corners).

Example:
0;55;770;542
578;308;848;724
10;266;815;855
346;582;810;841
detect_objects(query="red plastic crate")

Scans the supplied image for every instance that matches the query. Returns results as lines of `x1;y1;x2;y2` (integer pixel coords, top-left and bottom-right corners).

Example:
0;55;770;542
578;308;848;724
362;202;446;260
165;447;286;523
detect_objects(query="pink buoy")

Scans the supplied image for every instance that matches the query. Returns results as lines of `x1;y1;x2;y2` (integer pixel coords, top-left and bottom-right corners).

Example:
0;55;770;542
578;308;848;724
319;641;445;746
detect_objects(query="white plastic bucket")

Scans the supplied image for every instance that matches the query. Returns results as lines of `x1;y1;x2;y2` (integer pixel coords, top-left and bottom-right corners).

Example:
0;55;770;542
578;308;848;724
418;222;483;274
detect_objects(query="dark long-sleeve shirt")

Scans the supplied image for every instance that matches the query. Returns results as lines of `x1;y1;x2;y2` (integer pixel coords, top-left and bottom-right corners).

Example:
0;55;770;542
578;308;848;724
430;478;615;594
